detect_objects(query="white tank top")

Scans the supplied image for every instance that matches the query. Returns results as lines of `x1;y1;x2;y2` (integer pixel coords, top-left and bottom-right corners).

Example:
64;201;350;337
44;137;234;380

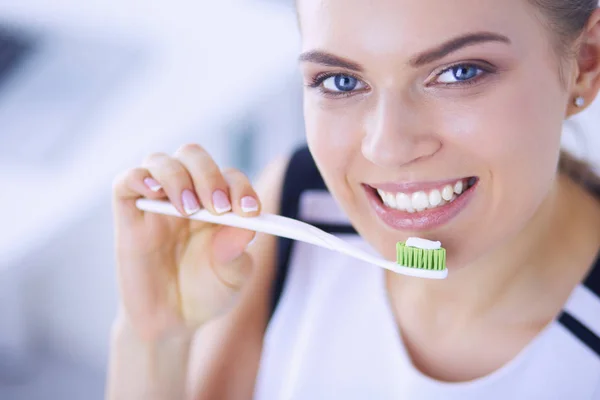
253;147;600;400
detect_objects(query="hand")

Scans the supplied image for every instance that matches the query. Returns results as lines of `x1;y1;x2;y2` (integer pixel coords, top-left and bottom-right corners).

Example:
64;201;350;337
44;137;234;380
112;144;261;342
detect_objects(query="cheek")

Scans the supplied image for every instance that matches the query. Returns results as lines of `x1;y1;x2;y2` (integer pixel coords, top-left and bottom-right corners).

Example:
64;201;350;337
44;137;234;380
304;96;366;171
433;73;567;257
439;74;564;195
304;96;371;214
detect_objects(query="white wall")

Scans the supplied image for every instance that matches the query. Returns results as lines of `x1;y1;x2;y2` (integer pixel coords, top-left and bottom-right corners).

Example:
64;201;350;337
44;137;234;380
0;1;303;396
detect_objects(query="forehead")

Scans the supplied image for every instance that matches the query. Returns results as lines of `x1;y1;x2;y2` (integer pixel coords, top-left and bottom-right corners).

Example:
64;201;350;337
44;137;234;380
297;0;539;57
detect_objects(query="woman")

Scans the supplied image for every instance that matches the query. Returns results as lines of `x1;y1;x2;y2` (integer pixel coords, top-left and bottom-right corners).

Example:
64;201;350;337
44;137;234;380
107;0;600;399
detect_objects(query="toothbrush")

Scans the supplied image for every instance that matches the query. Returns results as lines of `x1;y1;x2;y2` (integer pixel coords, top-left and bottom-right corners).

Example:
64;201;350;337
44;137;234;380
135;198;448;280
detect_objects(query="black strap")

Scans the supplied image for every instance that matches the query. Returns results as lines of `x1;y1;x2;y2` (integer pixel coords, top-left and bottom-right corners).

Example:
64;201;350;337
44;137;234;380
0;27;35;90
558;312;600;357
558;251;600;358
269;146;357;318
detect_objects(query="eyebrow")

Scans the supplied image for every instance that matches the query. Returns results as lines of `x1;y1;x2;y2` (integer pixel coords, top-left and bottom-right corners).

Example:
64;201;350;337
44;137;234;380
298;50;364;72
410;32;511;67
298;31;511;71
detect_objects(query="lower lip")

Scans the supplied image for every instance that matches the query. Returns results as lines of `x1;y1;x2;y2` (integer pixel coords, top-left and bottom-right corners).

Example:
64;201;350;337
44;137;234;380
364;182;477;232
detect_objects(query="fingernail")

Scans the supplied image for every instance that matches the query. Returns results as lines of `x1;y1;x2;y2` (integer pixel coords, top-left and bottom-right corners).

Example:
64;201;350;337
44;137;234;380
182;189;200;215
212;190;232;214
247;236;257;247
144;177;162;192
241;196;258;213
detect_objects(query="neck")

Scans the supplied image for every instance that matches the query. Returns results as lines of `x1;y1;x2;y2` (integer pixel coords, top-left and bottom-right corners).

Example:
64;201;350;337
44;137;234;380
389;174;600;328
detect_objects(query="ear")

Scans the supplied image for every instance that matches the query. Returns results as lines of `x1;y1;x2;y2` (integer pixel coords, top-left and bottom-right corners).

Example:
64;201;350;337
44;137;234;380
568;8;600;117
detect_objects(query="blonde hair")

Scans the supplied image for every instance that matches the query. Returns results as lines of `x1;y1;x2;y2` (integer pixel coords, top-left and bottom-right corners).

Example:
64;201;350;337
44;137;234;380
559;150;600;194
532;0;600;193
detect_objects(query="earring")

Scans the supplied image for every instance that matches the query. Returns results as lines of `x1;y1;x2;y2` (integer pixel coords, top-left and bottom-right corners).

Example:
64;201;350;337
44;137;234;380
574;96;585;107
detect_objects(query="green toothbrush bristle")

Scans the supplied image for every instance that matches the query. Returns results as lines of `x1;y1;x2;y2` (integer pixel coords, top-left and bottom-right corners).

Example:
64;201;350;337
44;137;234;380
396;242;446;270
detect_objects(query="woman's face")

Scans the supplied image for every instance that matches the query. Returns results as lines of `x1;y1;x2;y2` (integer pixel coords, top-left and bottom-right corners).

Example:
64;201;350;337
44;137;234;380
298;0;574;268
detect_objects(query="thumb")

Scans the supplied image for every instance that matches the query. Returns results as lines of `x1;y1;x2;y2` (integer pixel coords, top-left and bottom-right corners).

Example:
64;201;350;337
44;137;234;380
210;226;255;290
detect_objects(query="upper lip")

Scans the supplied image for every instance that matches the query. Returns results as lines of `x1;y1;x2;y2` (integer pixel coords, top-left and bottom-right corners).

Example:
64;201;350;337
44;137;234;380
366;177;470;193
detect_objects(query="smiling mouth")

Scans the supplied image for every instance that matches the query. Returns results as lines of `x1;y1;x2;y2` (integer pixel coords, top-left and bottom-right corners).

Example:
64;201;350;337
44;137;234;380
368;177;478;213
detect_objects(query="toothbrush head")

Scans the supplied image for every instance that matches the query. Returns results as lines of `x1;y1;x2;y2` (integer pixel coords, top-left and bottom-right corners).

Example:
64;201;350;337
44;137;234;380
396;239;446;271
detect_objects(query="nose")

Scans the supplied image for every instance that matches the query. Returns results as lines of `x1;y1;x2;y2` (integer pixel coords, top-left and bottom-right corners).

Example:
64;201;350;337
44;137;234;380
362;95;441;168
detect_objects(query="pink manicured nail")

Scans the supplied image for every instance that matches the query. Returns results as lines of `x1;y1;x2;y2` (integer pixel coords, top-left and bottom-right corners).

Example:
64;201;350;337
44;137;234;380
212;190;232;214
241;196;258;213
182;189;200;215
143;177;162;192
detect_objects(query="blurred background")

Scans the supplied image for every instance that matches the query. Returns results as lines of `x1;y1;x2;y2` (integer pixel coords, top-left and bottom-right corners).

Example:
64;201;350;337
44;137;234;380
0;0;303;398
0;0;597;399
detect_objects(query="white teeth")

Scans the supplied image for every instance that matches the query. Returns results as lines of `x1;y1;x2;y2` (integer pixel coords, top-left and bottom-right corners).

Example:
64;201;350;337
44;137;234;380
396;193;411;210
376;179;468;213
454;180;464;195
387;192;397;208
381;193;389;206
382;192;390;206
411;191;429;211
429;190;442;207
442;185;454;201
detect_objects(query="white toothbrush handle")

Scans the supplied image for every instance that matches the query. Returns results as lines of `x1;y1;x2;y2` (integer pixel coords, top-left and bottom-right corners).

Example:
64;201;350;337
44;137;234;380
135;199;448;280
135;198;332;249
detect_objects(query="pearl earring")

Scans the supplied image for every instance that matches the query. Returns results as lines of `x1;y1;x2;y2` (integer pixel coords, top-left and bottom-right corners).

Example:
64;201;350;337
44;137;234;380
574;96;585;107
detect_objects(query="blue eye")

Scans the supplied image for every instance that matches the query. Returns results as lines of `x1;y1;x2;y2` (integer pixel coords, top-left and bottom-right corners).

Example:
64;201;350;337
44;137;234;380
437;64;483;84
322;74;366;92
